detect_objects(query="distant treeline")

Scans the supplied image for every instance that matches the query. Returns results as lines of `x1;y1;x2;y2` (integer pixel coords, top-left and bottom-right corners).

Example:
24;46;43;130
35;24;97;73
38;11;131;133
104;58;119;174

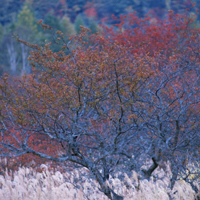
0;0;198;25
0;0;198;75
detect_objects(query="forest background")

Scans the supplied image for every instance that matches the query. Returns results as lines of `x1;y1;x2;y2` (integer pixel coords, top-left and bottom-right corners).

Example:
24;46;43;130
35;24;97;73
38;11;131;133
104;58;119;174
0;0;199;76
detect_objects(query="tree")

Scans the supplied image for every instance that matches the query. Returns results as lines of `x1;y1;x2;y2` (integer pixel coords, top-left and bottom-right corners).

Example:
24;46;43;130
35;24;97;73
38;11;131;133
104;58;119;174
0;23;21;75
74;14;85;34
6;37;19;74
44;10;62;31
88;18;99;34
14;0;38;75
0;11;200;200
60;15;76;37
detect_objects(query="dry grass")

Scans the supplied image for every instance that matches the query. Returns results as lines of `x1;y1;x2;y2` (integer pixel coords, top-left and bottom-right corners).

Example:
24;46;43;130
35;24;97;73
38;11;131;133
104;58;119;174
0;164;198;200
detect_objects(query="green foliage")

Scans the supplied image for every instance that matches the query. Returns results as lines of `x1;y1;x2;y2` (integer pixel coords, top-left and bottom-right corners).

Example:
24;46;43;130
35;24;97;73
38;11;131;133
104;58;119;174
88;19;99;34
16;1;37;34
44;10;62;31
60;15;76;36
74;14;85;34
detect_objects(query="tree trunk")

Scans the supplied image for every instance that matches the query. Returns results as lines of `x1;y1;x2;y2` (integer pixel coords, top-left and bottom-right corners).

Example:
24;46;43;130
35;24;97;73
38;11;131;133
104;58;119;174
7;42;17;74
170;165;178;190
89;164;123;200
141;157;158;179
21;43;28;75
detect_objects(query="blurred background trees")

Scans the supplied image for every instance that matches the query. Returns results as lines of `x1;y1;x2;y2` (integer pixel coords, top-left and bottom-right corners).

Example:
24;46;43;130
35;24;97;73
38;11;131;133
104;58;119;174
0;0;199;76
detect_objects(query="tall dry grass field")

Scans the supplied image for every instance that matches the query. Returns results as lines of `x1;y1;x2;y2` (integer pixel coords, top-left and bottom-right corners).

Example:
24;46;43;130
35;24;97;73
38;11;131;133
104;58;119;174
0;163;199;200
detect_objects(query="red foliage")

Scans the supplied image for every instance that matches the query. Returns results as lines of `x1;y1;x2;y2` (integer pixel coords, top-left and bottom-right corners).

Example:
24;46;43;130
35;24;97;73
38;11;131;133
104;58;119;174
84;7;97;19
0;9;199;176
84;2;97;19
